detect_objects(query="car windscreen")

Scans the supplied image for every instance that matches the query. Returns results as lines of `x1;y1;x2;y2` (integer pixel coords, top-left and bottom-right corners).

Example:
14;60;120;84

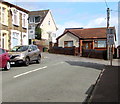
10;46;29;52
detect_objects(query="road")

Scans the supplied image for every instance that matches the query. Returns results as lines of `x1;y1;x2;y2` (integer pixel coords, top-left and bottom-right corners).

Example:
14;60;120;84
2;53;112;102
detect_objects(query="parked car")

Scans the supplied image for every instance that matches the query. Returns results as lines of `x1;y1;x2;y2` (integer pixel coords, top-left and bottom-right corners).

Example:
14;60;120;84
0;48;11;70
8;45;41;66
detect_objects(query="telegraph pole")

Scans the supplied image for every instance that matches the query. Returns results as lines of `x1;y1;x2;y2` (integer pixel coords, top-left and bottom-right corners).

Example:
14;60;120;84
107;8;110;28
107;8;113;66
107;8;110;61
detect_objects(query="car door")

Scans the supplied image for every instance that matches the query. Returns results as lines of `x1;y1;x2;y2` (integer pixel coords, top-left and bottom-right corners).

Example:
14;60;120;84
27;46;34;61
32;46;38;60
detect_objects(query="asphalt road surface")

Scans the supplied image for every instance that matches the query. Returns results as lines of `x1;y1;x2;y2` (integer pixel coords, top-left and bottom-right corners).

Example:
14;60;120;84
2;53;115;102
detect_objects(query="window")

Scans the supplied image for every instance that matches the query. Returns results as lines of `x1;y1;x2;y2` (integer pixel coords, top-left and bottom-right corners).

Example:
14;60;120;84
94;40;106;48
11;31;20;48
29;25;32;29
10;46;29;52
29;46;33;51
48;20;50;25
64;41;73;47
35;16;40;23
12;9;19;26
29;17;34;23
30;31;33;33
32;45;37;51
22;14;27;28
2;7;6;24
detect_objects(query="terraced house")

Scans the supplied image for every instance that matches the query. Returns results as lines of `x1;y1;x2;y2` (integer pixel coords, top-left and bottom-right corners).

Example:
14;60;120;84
0;0;29;50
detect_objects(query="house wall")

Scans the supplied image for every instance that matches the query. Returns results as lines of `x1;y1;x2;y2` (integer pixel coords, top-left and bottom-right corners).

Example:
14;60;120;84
40;11;57;42
0;2;28;49
0;3;9;26
58;33;79;48
0;2;9;49
9;8;28;48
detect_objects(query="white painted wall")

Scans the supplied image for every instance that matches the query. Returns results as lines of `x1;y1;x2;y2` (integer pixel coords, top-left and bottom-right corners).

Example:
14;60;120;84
40;10;57;41
58;32;79;48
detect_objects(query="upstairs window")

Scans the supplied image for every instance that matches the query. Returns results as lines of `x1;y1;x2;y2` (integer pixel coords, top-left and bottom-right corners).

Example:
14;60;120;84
12;9;19;26
2;7;6;24
29;17;34;23
48;20;50;25
29;16;40;23
35;16;40;23
22;13;27;28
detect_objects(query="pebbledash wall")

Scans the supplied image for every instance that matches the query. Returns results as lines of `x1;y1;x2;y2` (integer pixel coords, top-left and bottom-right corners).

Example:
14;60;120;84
0;1;29;50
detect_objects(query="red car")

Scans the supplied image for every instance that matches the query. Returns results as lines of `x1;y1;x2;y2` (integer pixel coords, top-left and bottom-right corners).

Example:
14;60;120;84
0;48;11;70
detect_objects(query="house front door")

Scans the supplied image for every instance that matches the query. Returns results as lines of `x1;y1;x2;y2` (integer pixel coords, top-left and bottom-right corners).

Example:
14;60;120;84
83;41;93;49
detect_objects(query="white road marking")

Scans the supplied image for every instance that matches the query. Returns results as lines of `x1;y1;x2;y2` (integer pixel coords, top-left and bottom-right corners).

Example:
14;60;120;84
13;66;47;78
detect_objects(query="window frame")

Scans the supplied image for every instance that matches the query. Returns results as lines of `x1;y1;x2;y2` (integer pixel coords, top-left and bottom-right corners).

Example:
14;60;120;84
94;40;107;48
1;7;6;24
64;41;73;48
29;17;35;23
12;9;20;26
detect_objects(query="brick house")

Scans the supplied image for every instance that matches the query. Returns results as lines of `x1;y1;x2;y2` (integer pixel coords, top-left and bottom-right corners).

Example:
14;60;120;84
56;27;116;58
0;0;29;50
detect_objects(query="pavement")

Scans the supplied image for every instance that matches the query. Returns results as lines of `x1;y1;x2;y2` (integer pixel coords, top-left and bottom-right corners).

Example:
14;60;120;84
88;64;120;103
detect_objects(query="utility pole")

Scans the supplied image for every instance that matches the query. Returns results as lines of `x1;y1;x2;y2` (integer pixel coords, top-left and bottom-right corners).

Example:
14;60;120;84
107;8;113;66
107;8;110;29
107;8;110;61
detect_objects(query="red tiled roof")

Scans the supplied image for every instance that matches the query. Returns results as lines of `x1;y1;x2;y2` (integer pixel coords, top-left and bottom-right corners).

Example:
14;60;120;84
57;27;116;40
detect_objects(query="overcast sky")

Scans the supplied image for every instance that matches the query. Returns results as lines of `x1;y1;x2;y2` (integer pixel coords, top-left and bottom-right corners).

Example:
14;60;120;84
5;0;119;46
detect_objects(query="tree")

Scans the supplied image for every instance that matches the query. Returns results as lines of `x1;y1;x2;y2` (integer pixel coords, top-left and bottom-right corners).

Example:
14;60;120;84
35;27;42;40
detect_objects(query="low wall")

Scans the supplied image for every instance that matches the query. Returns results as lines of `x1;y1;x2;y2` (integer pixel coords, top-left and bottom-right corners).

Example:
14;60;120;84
82;49;107;60
48;47;77;55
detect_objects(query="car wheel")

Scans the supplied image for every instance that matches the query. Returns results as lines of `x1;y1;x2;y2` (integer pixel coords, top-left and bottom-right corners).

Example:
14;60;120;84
24;57;30;66
36;55;41;64
4;61;11;70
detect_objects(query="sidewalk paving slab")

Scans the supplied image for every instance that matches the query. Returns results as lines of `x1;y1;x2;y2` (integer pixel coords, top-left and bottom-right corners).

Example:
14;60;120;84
89;65;120;103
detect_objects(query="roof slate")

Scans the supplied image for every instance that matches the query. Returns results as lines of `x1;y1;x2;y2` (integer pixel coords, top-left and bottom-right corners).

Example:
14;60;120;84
0;0;29;13
29;10;49;26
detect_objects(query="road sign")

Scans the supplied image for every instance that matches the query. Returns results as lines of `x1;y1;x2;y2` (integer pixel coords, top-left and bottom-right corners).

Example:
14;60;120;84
107;34;114;45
